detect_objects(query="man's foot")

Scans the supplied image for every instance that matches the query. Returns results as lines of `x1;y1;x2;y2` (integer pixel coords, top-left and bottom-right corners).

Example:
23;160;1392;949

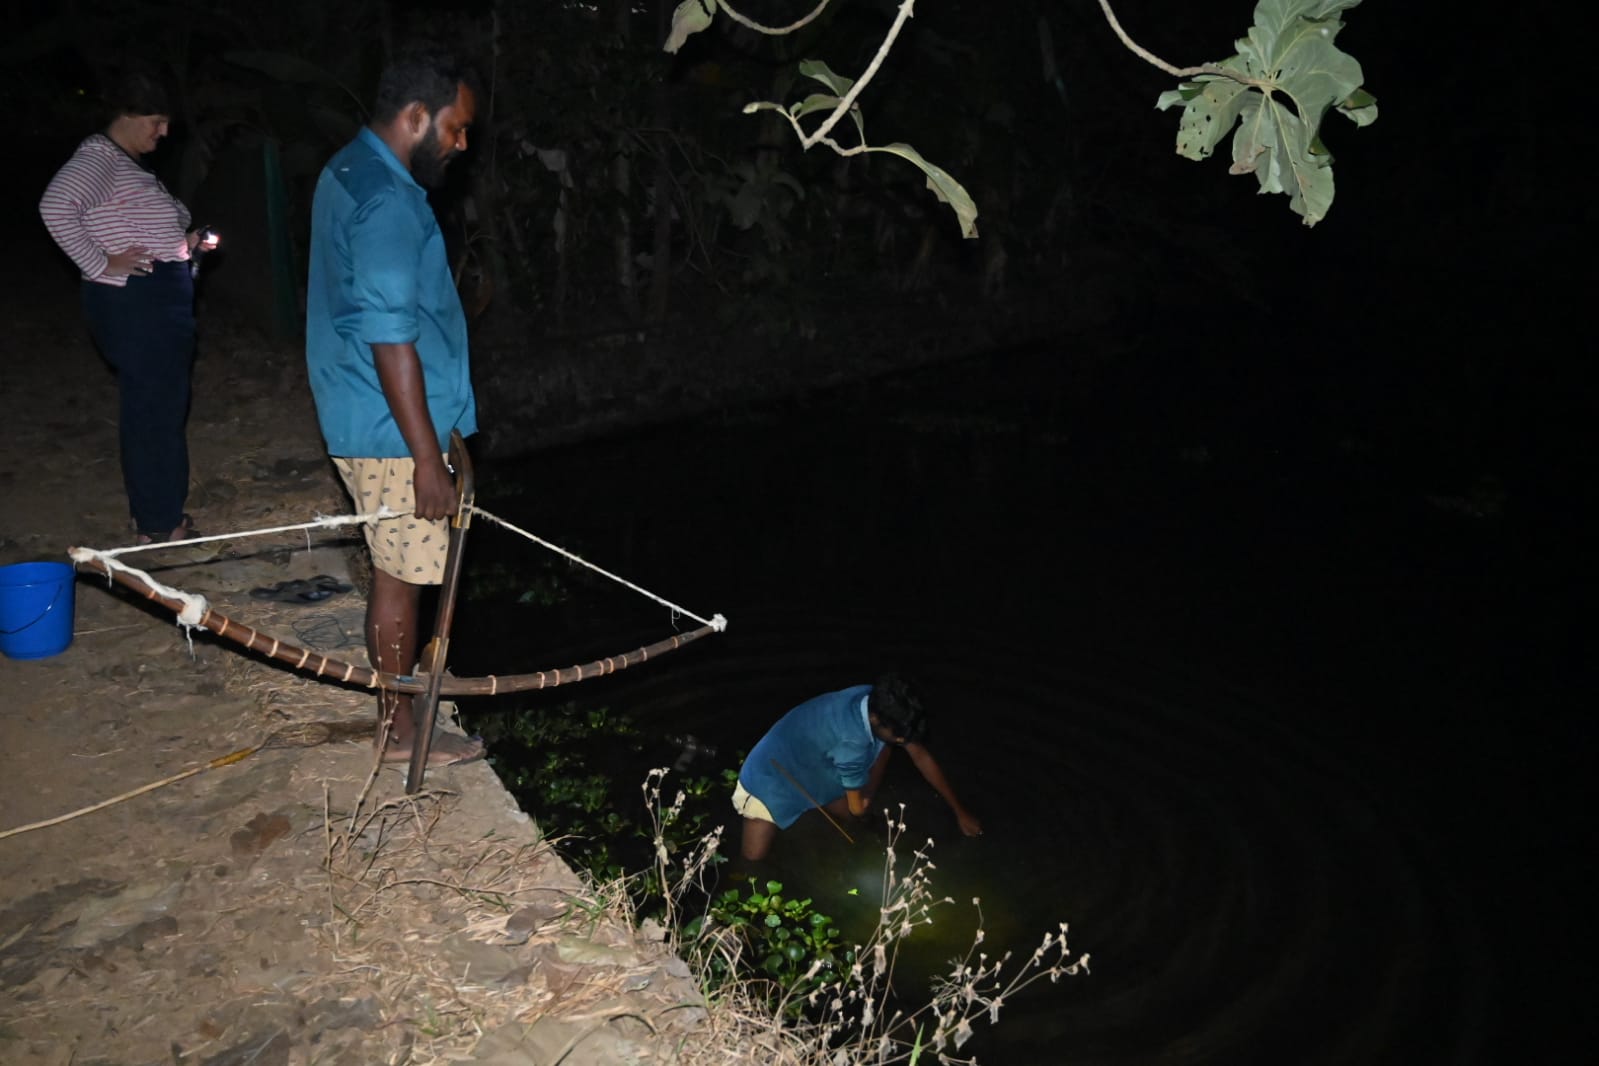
380;730;485;768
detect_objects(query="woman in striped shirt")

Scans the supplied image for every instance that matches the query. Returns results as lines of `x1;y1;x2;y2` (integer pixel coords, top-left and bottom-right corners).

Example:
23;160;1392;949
39;71;218;544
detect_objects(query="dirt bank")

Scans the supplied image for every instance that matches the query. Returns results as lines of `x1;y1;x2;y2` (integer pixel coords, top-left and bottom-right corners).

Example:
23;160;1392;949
0;269;725;1064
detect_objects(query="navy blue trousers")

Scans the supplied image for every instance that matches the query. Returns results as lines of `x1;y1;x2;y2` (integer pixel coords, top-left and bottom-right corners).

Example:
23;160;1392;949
81;262;196;538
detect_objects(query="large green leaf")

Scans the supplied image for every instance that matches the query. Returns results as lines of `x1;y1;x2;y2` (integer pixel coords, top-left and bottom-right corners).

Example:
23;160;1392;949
664;0;718;55
1155;0;1374;226
867;143;979;239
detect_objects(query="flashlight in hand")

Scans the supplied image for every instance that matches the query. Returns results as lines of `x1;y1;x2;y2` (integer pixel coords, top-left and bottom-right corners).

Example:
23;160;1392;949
190;226;220;279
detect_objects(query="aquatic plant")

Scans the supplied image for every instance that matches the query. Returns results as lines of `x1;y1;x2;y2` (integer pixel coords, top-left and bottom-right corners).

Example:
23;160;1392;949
637;770;1092;1062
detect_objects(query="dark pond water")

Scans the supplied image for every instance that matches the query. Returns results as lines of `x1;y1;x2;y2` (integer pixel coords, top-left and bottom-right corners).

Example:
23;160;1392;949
450;340;1576;1066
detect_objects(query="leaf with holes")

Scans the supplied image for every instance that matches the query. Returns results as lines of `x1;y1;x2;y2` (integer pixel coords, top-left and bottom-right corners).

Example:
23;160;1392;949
1155;0;1376;226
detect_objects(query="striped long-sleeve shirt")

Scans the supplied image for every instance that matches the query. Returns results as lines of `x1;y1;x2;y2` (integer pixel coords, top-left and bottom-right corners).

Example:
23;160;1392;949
39;134;192;288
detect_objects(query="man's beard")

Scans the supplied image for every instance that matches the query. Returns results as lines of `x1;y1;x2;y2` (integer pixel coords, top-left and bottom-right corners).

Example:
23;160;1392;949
410;125;456;189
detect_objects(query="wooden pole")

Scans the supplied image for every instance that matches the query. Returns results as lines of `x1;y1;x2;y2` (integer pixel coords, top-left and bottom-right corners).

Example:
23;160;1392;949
406;430;474;794
67;561;719;696
771;758;855;845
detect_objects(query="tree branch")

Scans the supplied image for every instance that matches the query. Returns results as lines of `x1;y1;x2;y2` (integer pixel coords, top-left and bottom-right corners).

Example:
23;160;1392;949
717;0;833;36
1097;0;1269;87
797;0;917;150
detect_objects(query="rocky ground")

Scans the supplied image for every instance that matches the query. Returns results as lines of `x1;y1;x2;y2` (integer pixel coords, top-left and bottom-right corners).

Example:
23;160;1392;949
0;274;739;1065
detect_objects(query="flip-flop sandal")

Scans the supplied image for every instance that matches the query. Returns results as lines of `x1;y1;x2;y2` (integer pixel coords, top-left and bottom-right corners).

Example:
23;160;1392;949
309;574;354;595
250;576;355;604
250;579;320;603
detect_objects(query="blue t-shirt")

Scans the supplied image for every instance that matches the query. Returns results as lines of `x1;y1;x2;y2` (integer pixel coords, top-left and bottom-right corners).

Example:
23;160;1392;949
739;685;884;829
305;127;477;457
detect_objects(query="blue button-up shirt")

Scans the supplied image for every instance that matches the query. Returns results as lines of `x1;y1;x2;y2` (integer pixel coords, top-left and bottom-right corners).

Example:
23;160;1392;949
306;127;476;457
739;685;883;828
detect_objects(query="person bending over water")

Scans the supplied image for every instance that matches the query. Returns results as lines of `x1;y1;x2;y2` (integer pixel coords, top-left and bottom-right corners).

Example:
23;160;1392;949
733;674;982;861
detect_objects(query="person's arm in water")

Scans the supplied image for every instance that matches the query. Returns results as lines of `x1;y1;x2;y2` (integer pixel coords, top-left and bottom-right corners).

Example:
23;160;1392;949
902;742;982;836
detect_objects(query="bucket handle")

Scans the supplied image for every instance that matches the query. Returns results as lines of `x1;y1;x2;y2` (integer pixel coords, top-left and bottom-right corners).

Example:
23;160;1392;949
0;580;68;636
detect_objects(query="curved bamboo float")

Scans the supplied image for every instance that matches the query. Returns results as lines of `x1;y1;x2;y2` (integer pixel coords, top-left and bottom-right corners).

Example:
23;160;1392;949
71;553;719;695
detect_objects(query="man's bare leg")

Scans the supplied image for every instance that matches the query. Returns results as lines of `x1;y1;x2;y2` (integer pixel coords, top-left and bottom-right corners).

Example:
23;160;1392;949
740;816;778;862
367;567;481;765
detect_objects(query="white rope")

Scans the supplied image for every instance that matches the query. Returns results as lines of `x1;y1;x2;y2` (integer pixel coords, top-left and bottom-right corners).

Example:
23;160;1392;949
69;546;211;632
467;505;728;632
73;501;727;637
69;510;392;645
99;507;394;560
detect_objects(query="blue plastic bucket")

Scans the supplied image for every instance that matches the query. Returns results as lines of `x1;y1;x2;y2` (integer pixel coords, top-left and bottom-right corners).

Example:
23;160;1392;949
0;561;76;660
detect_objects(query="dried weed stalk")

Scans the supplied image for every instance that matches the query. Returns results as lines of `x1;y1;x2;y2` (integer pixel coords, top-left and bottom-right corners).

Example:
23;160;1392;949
636;772;1091;1065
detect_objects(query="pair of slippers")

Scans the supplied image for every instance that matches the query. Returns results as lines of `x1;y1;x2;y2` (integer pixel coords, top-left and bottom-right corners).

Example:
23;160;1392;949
249;574;353;604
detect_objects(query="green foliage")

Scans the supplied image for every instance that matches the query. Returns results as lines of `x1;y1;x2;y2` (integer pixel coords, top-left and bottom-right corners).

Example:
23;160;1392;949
741;54;980;240
474;703;726;898
479;704;651;882
1155;0;1376;226
664;0;719;55
681;879;851;1009
479;712;858;1010
667;2;979;239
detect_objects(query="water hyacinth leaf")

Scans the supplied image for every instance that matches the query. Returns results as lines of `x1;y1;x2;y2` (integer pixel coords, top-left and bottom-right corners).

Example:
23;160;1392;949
664;0;718;55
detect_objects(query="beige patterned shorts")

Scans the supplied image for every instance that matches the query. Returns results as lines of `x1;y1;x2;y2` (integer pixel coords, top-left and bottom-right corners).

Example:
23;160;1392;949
731;780;775;824
332;456;450;585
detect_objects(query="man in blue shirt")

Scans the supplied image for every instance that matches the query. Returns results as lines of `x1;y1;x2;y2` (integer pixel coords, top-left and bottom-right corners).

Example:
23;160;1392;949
734;675;982;860
305;48;482;768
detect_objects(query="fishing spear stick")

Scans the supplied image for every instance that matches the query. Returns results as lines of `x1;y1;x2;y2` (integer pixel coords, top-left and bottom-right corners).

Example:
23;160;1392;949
771;758;855;845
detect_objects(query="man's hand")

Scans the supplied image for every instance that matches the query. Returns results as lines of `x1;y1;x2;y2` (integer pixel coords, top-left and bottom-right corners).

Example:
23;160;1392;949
846;789;871;818
105;246;153;277
372;341;455;517
412;454;457;520
955;810;983;837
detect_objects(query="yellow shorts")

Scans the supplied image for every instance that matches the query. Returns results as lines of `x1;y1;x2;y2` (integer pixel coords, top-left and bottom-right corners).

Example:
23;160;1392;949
332;456;450;585
731;780;775;824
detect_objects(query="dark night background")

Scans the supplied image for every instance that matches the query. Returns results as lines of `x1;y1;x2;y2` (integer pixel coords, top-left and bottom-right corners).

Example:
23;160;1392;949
8;1;1589;1064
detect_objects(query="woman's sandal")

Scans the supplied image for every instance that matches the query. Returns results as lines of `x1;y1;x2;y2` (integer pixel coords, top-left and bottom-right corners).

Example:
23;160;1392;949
134;514;198;545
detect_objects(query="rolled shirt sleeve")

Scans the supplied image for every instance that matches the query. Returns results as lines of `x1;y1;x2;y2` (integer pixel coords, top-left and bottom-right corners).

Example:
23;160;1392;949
828;736;877;790
349;191;424;345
